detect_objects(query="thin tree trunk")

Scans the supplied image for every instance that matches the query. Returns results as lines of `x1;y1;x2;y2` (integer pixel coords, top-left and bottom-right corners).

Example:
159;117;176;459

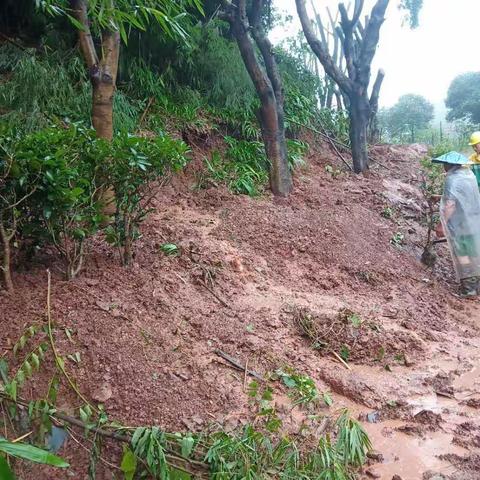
349;96;370;173
0;213;13;292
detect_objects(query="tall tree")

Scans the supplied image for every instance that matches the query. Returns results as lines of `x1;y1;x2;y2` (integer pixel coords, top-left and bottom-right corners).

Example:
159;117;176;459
295;0;389;173
220;0;293;197
446;72;480;124
39;0;202;141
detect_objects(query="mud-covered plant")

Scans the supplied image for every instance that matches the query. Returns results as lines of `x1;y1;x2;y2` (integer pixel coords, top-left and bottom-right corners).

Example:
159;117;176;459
390;232;405;247
335;409;372;467
104;133;190;266
420;156;444;266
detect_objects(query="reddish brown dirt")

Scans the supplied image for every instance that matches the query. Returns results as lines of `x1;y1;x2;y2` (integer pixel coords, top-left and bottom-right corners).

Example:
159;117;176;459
2;137;480;479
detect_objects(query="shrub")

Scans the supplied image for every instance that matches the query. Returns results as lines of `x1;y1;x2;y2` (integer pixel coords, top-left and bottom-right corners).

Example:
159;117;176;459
104;133;190;265
15;125;106;280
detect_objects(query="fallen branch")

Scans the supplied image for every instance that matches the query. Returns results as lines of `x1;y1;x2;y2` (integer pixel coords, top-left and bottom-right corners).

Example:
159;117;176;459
331;351;351;370
198;280;230;308
214;349;264;381
289;119;353;171
0;393;209;476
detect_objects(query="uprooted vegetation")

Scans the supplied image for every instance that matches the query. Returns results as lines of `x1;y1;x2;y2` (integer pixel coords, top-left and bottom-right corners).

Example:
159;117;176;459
291;305;424;365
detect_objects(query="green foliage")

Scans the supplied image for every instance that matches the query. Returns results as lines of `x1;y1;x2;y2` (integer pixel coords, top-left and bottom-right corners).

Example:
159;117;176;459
104;133;190;265
0;45;142;134
0;437;69;468
37;0;204;46
276;369;319;406
380;94;434;142
204;139;268;197
0;47;90;132
160;243;180;256
14;124;106;279
446;72;480;124
335;410;372;467
131;427;172;479
390;232;405;246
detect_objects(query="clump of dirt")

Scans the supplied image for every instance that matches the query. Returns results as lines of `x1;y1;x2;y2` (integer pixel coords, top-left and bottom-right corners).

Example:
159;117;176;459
452;422;480;449
424;372;456;396
412;409;443;431
291;305;424;364
438;453;480;478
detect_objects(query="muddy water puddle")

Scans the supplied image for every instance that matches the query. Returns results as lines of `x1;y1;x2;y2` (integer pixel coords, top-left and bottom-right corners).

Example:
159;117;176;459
364;420;467;479
331;349;480;479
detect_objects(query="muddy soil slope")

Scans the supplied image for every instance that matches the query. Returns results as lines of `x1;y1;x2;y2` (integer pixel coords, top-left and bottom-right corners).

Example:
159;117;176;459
1;138;480;480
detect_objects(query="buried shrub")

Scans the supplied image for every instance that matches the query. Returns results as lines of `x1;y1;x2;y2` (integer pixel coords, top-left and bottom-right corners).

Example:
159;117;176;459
103;133;190;266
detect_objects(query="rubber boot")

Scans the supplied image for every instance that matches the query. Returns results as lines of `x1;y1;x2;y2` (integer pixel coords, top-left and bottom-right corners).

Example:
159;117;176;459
460;277;478;298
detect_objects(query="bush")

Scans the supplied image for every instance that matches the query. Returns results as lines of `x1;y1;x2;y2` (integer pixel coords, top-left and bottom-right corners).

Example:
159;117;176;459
13;125;106;279
0;123;189;289
104;133;190;265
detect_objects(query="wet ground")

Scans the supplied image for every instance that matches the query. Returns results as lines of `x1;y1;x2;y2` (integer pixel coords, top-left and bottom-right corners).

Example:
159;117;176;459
2;141;480;479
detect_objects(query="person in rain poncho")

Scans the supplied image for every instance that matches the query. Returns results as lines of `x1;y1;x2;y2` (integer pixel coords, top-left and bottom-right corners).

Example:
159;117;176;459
434;152;480;297
468;131;480;189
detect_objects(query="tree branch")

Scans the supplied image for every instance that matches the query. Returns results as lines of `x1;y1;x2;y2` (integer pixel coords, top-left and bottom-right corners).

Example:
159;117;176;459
69;0;98;70
295;0;353;95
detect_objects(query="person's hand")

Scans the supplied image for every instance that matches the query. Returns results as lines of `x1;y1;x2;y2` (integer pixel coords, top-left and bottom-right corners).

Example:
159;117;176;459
435;222;445;239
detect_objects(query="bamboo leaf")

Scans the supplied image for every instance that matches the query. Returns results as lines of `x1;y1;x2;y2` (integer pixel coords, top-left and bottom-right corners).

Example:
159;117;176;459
0;455;15;480
120;446;137;480
0;439;69;467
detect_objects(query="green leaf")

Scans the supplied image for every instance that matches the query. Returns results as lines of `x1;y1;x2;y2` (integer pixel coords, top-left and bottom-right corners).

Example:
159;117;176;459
0;455;15;480
0;440;69;467
120;446;137;480
180;435;194;458
23;361;33;379
31;353;40;371
323;392;334;407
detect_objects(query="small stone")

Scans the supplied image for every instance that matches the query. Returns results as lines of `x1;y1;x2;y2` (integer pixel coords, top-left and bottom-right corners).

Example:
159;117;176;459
404;354;415;367
85;278;99;286
367;450;384;463
392;475;403;480
366;468;381;478
91;383;112;403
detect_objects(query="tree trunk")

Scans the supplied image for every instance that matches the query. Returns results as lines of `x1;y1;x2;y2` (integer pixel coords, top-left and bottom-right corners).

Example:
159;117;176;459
229;1;292;197
92;81;115;140
349;96;370;173
0;213;14;292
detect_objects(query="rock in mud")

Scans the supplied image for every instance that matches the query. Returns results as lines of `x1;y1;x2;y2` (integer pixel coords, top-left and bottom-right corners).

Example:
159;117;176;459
91;383;113;402
367;450;384;463
392;475;403;480
365;467;381;478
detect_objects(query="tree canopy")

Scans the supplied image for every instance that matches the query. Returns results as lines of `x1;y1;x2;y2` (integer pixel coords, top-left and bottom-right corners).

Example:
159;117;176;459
383;93;434;141
445;72;480;124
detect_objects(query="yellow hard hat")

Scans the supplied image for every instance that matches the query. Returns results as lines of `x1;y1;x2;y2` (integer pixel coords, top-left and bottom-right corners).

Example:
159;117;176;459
469;131;480;146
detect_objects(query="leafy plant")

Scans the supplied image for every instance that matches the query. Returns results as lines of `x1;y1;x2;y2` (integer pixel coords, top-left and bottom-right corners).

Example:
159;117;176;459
160;243;180;256
0;437;69;479
16;124;107;279
103;133;190;265
381;206;394;219
276;369;319;406
390;232;405;246
335;410;372;466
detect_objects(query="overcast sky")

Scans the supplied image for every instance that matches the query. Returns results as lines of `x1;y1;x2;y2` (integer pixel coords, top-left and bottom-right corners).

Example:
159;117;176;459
271;0;480;118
